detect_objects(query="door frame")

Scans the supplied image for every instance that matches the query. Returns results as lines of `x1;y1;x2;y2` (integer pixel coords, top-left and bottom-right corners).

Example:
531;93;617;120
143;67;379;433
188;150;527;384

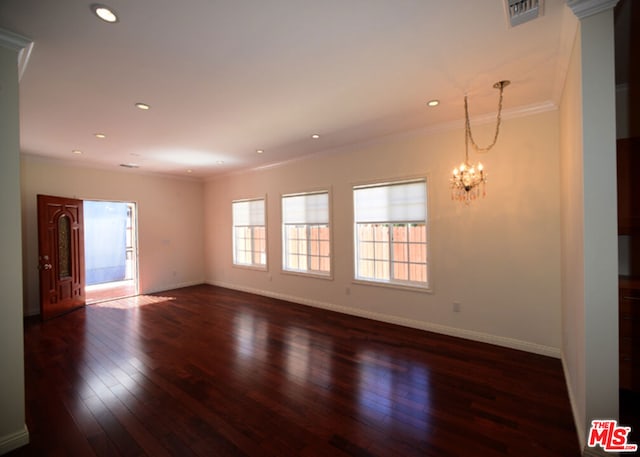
84;199;139;303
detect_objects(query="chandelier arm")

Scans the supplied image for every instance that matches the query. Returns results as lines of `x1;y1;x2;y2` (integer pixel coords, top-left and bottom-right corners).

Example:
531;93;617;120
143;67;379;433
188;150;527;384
465;82;505;153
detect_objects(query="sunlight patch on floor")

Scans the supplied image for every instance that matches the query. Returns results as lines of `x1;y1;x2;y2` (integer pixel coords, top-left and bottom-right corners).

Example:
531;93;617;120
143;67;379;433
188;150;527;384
91;294;175;309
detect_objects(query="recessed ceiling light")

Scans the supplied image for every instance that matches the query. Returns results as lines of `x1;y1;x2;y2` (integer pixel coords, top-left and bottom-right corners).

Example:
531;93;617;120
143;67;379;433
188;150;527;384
135;102;150;110
256;149;264;154
91;4;118;23
427;99;440;107
311;134;320;139
72;149;83;155
216;160;224;165
94;133;106;139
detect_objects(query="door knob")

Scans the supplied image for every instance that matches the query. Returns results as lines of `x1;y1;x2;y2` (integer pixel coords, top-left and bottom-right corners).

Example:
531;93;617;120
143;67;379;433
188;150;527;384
38;255;52;270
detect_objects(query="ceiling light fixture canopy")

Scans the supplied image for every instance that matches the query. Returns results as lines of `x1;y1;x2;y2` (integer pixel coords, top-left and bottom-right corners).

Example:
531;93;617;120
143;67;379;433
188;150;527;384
91;4;118;23
451;80;509;204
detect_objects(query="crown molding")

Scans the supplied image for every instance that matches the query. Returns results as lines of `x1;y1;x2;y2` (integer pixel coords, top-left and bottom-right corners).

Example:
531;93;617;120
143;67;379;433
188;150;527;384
566;0;619;19
205;99;559;182
0;28;30;51
0;28;34;81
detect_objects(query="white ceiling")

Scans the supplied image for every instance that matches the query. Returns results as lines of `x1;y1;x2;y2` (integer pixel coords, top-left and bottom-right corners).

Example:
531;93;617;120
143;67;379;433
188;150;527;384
0;0;576;179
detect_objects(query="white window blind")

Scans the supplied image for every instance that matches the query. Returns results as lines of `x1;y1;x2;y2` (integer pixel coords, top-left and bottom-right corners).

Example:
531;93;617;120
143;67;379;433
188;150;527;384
232;198;266;268
354;181;426;223
282;192;329;224
233;199;265;226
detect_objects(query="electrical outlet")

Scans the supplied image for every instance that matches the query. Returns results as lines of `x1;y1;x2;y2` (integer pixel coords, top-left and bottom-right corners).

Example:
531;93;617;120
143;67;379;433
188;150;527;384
452;301;461;313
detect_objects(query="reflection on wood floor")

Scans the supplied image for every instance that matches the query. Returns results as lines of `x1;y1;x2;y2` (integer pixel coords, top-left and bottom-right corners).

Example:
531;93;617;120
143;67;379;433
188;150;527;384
13;284;580;456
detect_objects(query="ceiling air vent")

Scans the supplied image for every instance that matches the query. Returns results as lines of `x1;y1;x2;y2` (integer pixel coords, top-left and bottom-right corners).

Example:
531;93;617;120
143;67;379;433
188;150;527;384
505;0;544;27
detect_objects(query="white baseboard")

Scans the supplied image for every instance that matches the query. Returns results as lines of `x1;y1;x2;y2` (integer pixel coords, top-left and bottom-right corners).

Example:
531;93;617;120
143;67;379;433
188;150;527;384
23;309;39;318
142;279;204;295
561;354;586;452
0;425;29;455
206;280;561;358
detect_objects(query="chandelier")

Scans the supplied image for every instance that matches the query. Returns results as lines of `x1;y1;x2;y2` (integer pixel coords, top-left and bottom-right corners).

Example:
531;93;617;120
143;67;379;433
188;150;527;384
451;80;509;203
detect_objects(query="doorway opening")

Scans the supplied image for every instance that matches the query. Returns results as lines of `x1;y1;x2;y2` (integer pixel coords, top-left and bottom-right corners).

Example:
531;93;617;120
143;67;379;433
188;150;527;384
84;200;138;304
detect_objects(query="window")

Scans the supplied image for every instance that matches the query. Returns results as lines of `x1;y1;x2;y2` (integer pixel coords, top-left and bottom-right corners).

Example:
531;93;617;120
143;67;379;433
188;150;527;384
232;198;266;268
282;191;331;276
354;180;428;288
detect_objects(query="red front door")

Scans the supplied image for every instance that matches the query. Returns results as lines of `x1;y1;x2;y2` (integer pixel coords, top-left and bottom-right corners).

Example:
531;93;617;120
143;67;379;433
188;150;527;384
37;195;86;320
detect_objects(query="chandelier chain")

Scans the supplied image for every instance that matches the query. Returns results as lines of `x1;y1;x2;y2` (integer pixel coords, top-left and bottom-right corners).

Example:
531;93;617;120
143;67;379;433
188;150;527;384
451;80;509;204
464;81;506;153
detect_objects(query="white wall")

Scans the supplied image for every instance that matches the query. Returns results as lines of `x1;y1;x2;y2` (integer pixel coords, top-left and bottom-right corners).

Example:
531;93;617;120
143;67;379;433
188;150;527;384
21;156;206;316
0;45;28;454
560;6;619;450
560;21;587;448
205;110;563;355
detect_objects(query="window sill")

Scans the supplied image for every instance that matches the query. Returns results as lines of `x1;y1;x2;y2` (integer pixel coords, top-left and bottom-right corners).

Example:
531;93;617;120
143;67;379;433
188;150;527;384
281;269;333;281
232;263;268;272
352;278;432;294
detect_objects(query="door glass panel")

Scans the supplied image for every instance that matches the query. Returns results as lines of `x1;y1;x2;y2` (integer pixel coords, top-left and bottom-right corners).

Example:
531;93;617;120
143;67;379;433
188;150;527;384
58;215;71;278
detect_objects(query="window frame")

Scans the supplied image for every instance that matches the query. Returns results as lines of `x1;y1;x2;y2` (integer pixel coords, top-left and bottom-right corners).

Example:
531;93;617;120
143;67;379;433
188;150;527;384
281;189;333;279
231;197;268;270
353;178;431;292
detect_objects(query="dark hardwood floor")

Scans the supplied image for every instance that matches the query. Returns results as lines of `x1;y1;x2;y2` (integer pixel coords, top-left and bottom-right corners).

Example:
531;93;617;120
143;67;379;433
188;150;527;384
11;285;580;456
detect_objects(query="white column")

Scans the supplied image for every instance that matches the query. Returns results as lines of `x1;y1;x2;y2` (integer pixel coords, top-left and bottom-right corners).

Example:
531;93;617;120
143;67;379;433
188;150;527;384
564;0;620;454
0;28;31;455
